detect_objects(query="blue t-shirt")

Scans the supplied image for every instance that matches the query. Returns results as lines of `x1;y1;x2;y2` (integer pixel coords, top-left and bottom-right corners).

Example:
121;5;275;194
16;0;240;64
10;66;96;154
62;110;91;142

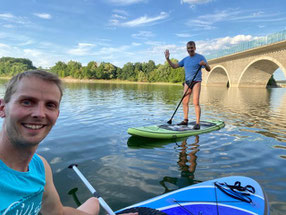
178;53;207;81
0;154;46;215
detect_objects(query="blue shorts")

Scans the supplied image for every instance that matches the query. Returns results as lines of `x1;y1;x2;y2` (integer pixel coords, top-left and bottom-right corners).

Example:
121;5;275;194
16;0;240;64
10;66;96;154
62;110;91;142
184;80;201;89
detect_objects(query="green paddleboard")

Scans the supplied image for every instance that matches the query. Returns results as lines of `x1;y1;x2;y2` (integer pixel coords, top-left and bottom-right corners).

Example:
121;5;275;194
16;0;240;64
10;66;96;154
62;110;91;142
127;120;225;139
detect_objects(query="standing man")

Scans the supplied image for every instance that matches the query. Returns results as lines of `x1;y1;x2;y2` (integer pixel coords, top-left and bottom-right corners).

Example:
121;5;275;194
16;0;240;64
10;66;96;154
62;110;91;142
165;41;211;129
0;70;137;215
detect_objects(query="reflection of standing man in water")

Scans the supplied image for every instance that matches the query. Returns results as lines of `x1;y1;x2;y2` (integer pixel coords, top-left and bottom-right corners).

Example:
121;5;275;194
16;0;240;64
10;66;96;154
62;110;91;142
160;136;201;193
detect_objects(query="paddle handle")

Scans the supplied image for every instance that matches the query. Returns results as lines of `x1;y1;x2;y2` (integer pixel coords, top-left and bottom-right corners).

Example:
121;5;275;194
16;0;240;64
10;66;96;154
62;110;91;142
69;164;116;215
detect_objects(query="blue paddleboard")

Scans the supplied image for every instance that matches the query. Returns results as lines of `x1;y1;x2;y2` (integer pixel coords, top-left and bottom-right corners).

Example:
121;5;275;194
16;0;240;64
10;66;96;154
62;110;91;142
116;176;269;215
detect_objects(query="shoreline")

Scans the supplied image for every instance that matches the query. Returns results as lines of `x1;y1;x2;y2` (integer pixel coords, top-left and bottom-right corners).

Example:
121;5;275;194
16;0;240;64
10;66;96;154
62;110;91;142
60;77;181;85
1;76;285;87
52;78;286;88
0;76;181;86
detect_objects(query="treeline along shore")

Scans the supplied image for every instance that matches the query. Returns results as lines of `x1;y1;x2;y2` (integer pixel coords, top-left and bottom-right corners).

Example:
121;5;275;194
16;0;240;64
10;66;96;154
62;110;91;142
0;57;185;84
0;57;279;86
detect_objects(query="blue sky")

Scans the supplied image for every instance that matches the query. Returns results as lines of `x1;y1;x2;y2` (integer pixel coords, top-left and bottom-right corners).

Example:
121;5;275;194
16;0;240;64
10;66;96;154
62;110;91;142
1;0;286;80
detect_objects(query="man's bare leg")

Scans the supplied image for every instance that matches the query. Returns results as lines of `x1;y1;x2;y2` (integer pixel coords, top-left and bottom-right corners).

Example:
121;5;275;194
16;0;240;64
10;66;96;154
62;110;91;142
192;82;201;128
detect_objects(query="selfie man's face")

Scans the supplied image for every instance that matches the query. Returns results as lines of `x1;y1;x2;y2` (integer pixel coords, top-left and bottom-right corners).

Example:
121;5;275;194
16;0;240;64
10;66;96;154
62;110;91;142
1;77;61;146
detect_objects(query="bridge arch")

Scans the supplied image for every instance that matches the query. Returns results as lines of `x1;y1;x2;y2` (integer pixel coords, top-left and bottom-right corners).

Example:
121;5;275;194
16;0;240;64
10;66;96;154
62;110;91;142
205;65;230;87
238;56;286;88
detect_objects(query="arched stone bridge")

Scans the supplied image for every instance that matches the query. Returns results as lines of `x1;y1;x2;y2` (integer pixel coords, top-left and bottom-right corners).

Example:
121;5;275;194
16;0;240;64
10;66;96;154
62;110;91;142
202;40;286;88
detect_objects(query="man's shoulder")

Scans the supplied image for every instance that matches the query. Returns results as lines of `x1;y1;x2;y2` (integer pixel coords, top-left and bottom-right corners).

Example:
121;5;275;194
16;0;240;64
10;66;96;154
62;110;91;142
178;56;188;66
182;56;189;61
195;53;205;58
181;56;192;62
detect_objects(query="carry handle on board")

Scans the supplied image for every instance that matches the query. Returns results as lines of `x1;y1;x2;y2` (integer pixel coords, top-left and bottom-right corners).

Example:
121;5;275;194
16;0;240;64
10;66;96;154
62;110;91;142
167;65;202;124
214;181;255;204
68;164;116;215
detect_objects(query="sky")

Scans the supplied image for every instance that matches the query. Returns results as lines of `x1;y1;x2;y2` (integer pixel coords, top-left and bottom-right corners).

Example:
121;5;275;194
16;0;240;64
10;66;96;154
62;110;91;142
1;0;286;80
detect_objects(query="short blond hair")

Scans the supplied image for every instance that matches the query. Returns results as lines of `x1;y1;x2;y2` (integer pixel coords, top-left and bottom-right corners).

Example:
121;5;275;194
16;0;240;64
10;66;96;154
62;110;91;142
4;70;63;103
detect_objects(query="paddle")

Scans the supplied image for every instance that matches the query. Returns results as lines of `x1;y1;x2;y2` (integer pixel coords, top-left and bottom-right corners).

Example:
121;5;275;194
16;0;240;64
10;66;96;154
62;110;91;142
167;65;202;124
68;164;116;215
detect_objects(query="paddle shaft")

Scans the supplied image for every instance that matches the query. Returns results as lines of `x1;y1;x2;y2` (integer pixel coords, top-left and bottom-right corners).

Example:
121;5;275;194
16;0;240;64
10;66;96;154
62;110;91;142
167;65;202;124
69;164;116;215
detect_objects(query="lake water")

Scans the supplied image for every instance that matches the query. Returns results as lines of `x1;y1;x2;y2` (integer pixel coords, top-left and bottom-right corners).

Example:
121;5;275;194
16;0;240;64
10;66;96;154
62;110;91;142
0;80;285;214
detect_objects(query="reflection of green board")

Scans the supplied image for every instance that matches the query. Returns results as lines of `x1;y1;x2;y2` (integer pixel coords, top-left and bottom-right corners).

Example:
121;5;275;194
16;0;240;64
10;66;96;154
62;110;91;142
127;136;187;149
127;120;225;139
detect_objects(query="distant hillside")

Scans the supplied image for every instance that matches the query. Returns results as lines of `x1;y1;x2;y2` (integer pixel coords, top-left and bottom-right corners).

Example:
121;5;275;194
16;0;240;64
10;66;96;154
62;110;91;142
276;80;286;87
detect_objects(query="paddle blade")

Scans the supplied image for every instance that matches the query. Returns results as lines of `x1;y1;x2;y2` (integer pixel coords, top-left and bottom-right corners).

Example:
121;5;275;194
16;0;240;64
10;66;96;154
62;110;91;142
167;119;172;124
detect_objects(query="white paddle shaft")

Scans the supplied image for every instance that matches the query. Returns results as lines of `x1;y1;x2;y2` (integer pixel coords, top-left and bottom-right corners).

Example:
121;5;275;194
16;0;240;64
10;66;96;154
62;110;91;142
71;165;116;215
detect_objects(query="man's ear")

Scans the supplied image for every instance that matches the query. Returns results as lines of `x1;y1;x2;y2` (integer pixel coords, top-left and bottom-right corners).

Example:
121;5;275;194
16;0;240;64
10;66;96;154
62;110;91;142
0;99;6;118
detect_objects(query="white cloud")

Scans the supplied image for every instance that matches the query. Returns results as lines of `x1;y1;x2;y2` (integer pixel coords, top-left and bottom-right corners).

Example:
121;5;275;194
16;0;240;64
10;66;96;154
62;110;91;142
109;19;120;26
0;32;35;46
222;35;258;45
133;34;263;66
0;43;15;57
181;0;212;5
132;31;154;39
0;13;14;19
252;11;264;17
89;45;135;66
33;13;52;19
112;14;126;20
0;43;10;49
113;9;128;16
132;42;141;46
18;40;35;46
187;10;238;29
176;33;193;38
68;43;96;56
187;9;284;30
109;11;128;26
96;46;130;55
107;0;146;5
22;49;62;68
0;13;28;25
109;10;169;28
0;44;58;68
196;35;262;56
120;12;169;27
78;43;96;47
141;43;185;64
23;49;43;57
144;40;164;46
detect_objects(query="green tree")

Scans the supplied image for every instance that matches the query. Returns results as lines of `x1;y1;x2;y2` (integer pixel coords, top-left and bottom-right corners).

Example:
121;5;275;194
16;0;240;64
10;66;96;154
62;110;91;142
0;57;36;76
67;61;82;78
94;62;117;80
50;61;68;77
104;63;117;79
119;62;137;81
137;71;148;82
115;67;122;80
84;61;98;79
143;60;156;74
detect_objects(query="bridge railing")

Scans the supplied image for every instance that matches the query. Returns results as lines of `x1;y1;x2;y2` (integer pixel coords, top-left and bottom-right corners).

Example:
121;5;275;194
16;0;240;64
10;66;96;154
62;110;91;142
206;30;286;60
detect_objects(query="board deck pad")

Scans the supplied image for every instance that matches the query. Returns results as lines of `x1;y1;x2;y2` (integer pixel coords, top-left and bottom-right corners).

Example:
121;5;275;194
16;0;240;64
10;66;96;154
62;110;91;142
116;176;269;215
127;120;225;139
158;121;217;131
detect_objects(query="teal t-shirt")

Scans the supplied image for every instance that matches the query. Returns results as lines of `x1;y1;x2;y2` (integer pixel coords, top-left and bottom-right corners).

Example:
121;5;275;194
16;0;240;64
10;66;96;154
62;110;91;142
0;154;46;215
178;53;207;81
